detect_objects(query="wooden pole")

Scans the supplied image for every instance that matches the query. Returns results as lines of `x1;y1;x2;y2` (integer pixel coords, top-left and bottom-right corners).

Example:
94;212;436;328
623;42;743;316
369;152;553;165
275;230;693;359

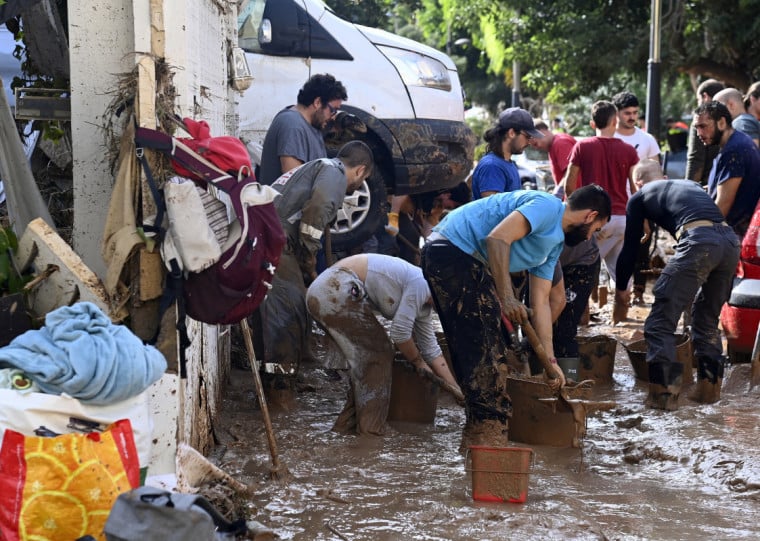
240;318;290;480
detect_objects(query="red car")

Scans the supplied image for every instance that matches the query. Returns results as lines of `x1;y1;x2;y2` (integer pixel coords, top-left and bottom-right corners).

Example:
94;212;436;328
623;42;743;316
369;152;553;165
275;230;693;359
720;202;760;363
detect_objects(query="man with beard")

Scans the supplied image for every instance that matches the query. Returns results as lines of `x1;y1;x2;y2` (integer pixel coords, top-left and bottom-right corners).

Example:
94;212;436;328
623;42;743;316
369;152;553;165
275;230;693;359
615;160;739;410
258;73;347;185
257;142;373;401
562;100;639;323
694;101;760;237
305;254;462;436
612;90;661;306
471;107;543;199
686;78;724;185
421;185;611;449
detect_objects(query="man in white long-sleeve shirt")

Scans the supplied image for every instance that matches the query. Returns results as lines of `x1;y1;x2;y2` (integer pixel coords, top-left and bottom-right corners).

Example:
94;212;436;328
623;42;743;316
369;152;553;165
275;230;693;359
306;254;461;436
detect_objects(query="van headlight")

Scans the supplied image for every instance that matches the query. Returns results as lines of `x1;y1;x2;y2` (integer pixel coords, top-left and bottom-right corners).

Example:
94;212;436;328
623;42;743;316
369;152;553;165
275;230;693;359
378;46;452;91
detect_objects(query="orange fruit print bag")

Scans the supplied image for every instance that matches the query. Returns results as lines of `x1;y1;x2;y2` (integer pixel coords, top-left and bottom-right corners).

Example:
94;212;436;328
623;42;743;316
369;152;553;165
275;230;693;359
0;419;140;541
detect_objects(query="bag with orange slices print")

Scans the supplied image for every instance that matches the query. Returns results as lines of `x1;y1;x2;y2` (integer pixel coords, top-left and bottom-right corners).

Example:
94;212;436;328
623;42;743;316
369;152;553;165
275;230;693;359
0;419;140;541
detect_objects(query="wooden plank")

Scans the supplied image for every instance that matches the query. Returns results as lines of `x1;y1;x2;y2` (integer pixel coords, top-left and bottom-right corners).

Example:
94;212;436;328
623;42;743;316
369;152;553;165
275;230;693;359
149;0;165;58
14;218;127;322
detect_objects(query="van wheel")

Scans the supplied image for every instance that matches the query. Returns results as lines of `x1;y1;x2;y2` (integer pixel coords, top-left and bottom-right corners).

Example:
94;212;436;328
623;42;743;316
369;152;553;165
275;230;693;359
330;170;387;253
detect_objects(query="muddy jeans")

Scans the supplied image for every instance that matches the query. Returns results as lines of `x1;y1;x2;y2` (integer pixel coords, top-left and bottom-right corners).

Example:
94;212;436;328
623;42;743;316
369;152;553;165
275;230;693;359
305;267;394;436
421;240;512;425
258;252;309;374
553;257;601;358
645;224;739;365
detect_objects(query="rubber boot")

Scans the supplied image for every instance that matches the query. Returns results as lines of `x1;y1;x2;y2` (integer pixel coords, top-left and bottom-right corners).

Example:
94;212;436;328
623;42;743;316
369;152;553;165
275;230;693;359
459;419;509;454
689;356;724;404
645;362;683;411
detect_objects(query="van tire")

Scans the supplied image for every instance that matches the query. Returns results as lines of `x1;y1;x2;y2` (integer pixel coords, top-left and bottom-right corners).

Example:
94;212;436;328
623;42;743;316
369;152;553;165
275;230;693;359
330;169;387;253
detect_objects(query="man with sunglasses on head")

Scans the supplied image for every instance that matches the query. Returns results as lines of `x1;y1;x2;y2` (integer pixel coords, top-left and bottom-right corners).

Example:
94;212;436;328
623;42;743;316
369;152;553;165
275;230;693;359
258;73;347;185
470;107;543;199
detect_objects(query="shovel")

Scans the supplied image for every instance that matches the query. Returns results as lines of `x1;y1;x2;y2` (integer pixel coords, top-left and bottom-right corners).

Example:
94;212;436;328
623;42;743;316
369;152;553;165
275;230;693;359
519;315;614;445
240;318;290;481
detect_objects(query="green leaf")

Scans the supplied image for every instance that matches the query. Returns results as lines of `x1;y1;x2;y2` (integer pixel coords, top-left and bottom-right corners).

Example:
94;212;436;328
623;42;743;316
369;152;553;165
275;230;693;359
0;229;9;253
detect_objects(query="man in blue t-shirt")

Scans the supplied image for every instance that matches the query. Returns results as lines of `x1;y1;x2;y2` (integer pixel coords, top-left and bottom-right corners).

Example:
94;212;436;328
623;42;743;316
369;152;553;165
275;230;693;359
421;186;611;450
471;107;543;199
695;101;760;237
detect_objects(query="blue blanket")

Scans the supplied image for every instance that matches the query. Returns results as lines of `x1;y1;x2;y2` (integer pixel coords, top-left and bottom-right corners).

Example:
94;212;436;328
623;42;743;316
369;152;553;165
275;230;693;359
0;302;167;405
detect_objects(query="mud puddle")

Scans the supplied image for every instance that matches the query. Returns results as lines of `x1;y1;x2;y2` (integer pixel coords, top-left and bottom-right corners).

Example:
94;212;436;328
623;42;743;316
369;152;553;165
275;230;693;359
213;301;760;540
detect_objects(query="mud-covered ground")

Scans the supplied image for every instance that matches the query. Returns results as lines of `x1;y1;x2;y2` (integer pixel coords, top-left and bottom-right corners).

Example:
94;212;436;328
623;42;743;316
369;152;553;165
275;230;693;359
212;291;760;541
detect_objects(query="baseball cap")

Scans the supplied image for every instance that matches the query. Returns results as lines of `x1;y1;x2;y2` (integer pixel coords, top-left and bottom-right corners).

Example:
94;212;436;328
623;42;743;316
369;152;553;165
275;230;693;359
498;107;543;138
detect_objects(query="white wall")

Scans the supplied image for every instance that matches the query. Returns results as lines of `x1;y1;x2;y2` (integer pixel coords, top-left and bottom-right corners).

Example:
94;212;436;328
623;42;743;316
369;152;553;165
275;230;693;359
69;0;136;278
68;0;238;460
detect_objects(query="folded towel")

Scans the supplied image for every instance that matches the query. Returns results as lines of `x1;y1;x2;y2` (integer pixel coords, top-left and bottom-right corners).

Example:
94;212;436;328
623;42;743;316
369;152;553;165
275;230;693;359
0;302;167;405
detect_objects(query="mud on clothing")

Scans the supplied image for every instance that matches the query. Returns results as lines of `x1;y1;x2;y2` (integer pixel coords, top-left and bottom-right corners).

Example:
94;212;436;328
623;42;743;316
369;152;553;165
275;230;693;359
617;179;740;366
471;152;521;199
421;240;514;425
433;190;565;281
305;255;441;435
706;130;760;237
554;239;600;358
258;158;347;372
258;107;327;185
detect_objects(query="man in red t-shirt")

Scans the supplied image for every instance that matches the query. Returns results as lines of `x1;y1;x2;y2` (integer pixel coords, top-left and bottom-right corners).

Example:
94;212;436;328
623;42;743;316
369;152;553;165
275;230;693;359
530;119;580;188
561;100;639;322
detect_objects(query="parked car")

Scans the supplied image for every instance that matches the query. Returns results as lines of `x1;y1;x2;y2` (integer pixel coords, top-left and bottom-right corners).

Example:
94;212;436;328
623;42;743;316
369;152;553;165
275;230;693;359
0;25;20;107
663;149;686;179
513;147;553;192
236;0;475;253
720;201;760;363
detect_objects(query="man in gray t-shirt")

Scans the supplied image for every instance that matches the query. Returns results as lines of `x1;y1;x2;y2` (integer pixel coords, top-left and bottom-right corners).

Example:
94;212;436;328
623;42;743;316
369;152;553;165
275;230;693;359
306;253;462;436
258;74;347;185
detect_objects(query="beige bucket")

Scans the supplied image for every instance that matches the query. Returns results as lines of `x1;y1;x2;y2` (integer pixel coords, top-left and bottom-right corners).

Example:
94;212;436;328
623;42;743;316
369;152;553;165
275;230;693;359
577;335;618;383
623;333;693;382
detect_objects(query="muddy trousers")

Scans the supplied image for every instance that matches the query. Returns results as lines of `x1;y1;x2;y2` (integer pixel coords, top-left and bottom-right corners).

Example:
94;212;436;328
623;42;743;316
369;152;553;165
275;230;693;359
258;252;309;375
645;225;739;371
421;240;512;425
553;258;600;358
305;267;394;436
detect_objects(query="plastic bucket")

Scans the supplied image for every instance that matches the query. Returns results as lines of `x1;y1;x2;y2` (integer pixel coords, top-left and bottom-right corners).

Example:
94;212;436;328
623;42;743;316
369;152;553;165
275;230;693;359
556;357;579;381
623;333;693;382
468;446;533;503
387;358;439;423
577;335;617;383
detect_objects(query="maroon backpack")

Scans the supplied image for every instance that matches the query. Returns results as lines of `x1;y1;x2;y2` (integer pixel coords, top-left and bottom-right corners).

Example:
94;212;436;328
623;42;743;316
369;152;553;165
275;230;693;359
134;122;286;373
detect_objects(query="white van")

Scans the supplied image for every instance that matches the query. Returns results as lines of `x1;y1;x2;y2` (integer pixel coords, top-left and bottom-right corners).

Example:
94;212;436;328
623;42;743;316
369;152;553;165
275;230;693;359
237;0;475;251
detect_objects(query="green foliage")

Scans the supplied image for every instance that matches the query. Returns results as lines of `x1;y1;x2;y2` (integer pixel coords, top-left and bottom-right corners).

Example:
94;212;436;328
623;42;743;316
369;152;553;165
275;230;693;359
0;226;32;296
328;0;760;124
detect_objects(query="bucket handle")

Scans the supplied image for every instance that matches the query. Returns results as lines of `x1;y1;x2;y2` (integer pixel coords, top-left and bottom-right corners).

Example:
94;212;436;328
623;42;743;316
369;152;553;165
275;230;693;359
464;448;535;472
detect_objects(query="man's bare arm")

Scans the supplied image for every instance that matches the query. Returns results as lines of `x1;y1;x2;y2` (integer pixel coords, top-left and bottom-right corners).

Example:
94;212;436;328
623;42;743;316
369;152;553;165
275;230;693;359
280;156;303;175
715;177;742;218
486;211;531;323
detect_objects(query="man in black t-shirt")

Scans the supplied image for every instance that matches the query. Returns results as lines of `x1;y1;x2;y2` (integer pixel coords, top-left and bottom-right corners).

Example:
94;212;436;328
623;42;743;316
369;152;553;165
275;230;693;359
615;160;740;410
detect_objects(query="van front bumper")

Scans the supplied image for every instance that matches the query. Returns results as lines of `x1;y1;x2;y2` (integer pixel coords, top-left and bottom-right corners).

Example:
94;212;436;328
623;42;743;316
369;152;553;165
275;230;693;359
384;118;476;195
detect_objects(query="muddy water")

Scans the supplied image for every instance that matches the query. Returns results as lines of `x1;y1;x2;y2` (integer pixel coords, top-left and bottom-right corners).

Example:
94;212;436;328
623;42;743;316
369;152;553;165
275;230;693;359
215;303;760;541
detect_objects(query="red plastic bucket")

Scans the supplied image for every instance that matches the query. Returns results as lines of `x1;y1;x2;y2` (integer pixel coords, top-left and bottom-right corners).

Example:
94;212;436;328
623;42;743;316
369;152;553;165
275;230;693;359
468;446;533;503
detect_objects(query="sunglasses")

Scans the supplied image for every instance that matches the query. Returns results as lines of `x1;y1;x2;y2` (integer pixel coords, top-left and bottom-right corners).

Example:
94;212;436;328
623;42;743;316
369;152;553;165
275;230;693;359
326;103;339;117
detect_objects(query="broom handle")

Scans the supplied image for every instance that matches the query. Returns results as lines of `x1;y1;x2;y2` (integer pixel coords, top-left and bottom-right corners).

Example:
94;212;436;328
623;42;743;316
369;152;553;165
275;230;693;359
240;318;282;471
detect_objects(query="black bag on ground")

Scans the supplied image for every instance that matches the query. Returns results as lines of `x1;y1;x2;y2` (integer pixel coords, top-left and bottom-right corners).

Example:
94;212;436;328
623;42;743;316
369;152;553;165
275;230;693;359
103;486;247;541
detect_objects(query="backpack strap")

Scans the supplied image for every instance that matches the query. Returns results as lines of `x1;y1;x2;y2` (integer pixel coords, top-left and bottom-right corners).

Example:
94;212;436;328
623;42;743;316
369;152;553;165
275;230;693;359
134;130;192;377
135;145;166;242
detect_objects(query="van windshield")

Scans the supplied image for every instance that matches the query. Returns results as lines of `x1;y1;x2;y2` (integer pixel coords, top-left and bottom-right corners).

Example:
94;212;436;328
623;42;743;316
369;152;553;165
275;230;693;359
238;0;266;53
